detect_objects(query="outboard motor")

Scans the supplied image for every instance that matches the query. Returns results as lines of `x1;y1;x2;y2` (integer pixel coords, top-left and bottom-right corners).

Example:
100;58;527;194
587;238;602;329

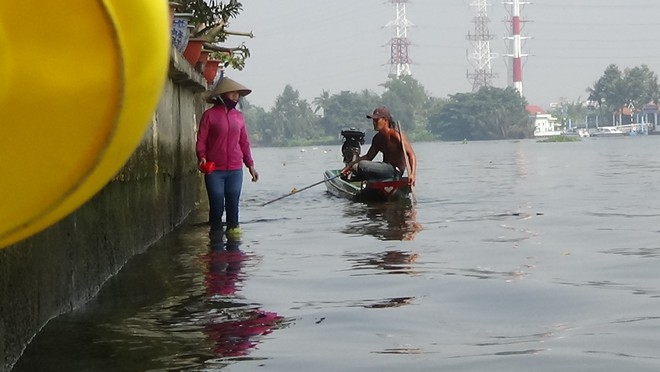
340;128;365;165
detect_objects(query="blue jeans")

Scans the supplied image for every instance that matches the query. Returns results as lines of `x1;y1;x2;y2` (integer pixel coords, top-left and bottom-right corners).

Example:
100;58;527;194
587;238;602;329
352;160;401;180
204;169;243;228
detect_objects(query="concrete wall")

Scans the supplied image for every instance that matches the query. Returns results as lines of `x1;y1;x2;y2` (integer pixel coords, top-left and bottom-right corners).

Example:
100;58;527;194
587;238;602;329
0;51;208;372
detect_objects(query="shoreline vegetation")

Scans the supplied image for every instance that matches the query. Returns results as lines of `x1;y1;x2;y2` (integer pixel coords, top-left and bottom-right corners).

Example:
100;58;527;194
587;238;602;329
253;135;586;148
242;80;532;147
189;1;657;148
240;63;660;147
536;136;581;143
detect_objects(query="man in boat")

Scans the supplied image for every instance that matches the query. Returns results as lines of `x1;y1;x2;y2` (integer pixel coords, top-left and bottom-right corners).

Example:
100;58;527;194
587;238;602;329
341;106;417;186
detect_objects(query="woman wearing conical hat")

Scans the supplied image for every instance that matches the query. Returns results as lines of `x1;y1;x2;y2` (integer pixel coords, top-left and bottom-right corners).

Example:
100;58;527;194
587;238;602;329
196;77;259;238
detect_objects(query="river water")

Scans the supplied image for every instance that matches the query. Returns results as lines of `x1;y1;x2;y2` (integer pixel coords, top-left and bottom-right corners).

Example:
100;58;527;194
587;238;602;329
14;136;660;371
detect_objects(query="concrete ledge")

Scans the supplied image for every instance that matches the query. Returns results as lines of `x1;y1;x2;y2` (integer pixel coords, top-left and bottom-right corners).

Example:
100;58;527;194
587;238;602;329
169;48;208;92
0;53;206;372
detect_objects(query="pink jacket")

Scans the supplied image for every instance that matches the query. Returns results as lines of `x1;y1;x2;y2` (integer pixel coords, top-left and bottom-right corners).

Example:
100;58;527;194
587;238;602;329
196;105;255;170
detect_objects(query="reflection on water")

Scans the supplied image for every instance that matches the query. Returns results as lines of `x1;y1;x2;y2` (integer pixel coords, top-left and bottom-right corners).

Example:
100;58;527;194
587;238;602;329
15;140;660;371
203;230;285;357
13;225;288;371
342;202;422;241
345;250;419;275
363;296;414;308
290;296;416;310
203;308;283;357
205;228;246;296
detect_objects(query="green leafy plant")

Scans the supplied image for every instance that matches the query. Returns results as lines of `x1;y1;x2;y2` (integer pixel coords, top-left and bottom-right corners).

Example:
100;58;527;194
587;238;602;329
180;0;243;42
177;0;251;71
208;43;250;70
537;135;580;143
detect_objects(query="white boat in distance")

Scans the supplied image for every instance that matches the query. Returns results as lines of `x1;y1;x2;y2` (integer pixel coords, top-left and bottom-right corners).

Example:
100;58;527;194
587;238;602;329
618;123;649;136
578;128;590;137
592;126;625;137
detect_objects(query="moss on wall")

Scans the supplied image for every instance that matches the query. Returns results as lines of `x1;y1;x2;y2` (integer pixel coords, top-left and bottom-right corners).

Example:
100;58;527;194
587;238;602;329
0;51;208;372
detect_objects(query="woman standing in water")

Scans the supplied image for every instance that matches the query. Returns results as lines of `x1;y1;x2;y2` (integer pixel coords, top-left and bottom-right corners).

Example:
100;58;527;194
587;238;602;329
196;77;258;238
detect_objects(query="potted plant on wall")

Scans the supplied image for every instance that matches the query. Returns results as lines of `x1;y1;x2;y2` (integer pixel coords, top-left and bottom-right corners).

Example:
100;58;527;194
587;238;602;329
168;1;184;25
180;0;242;43
208;43;250;70
203;44;250;84
171;12;194;53
178;0;246;66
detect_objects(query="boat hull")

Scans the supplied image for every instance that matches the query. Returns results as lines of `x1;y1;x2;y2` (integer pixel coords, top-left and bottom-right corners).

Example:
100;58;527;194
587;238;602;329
592;126;625;137
324;169;412;203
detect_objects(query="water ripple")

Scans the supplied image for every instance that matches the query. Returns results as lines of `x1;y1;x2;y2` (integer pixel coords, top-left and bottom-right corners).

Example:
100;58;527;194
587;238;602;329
290;296;417;310
602;247;660;258
584;350;660;360
344;250;420;275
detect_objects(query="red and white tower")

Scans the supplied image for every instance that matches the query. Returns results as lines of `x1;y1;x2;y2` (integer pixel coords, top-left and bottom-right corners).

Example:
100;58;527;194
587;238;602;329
386;0;412;77
504;0;529;96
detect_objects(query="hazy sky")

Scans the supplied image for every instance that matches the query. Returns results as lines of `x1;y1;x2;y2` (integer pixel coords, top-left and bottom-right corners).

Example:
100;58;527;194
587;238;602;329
224;1;660;110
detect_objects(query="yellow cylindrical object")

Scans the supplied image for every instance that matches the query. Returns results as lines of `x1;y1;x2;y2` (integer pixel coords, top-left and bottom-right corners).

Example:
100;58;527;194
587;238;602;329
0;1;170;248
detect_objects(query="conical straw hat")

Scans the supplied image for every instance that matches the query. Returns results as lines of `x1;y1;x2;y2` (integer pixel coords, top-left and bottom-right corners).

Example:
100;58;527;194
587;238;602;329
205;77;251;103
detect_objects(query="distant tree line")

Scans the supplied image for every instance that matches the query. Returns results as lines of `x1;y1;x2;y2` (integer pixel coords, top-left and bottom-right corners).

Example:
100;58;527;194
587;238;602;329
240;75;530;146
549;64;660;128
238;64;659;146
587;64;659;125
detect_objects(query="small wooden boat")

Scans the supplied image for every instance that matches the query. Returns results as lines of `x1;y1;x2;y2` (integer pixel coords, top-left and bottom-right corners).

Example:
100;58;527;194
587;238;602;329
323;128;413;203
323;169;412;202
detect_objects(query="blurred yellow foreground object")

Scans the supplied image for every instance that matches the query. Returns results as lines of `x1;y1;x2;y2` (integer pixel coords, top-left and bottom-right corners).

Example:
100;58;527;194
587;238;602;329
0;1;170;248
